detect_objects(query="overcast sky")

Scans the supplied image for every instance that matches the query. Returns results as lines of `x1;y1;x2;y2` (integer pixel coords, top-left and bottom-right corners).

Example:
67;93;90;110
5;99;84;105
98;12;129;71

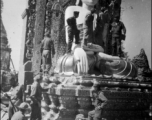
2;0;26;71
122;0;151;67
2;0;151;71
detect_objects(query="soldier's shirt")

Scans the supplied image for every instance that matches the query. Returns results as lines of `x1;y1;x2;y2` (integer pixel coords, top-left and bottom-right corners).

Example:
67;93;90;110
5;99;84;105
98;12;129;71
41;37;52;50
111;21;126;37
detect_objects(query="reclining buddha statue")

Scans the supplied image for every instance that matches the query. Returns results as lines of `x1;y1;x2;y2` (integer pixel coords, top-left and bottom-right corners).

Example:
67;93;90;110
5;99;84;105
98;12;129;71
54;0;137;78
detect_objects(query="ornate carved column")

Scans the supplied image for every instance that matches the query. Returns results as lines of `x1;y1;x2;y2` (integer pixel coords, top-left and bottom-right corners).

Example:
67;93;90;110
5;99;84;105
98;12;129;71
32;0;46;74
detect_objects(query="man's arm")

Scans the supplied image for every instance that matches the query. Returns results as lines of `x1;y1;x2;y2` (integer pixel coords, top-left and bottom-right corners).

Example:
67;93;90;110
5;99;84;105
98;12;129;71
121;22;126;35
16;85;24;101
83;44;104;53
30;85;39;104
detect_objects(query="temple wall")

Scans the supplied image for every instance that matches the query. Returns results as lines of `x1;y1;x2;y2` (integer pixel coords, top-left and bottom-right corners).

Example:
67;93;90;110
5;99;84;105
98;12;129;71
121;0;151;68
18;5;29;85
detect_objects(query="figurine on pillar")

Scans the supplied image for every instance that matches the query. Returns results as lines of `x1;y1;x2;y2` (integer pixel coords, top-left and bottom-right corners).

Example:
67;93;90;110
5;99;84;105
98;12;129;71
110;14;126;57
26;39;33;59
41;31;52;74
66;11;80;54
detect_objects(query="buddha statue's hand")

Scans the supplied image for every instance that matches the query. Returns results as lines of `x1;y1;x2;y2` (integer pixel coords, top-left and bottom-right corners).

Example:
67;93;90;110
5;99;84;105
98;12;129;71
74;47;89;75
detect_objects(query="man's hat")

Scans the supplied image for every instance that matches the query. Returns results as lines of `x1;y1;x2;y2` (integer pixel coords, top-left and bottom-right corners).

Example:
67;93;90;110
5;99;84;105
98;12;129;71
18;102;30;110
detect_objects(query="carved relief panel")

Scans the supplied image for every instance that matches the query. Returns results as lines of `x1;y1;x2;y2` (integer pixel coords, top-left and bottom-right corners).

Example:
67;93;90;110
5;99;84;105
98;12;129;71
25;0;36;60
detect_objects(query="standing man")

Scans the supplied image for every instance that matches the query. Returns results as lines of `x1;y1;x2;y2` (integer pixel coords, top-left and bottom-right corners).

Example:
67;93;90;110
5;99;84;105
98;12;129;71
30;73;42;120
110;14;126;57
82;10;95;47
11;102;30;120
41;32;52;74
3;78;24;120
66;11;80;54
96;7;111;52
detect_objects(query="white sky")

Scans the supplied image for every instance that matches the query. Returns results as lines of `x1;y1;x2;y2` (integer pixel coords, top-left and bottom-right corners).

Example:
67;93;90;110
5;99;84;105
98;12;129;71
2;0;26;71
2;0;151;71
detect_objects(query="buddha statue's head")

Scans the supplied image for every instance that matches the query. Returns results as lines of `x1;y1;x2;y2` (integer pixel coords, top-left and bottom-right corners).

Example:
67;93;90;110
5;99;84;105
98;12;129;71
81;0;98;6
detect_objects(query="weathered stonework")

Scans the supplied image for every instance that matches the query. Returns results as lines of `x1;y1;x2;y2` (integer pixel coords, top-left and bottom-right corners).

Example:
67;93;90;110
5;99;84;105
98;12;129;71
25;0;36;60
17;0;152;120
23;76;152;119
32;0;46;74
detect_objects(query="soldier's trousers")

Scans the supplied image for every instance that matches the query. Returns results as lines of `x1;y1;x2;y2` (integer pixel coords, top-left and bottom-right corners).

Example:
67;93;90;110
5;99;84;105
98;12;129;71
30;103;41;120
111;37;122;56
42;50;51;72
66;26;80;53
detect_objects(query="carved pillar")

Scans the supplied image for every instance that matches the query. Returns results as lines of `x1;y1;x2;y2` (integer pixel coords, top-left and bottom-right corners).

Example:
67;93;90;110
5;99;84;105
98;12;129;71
32;0;46;75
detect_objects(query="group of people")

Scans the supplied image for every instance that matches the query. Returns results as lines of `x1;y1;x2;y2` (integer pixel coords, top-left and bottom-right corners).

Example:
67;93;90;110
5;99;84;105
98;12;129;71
2;74;43;120
40;0;126;74
2;73;108;120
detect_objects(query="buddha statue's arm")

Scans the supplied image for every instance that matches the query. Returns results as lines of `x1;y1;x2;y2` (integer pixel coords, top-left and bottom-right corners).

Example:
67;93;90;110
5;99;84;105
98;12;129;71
82;43;104;53
98;52;121;61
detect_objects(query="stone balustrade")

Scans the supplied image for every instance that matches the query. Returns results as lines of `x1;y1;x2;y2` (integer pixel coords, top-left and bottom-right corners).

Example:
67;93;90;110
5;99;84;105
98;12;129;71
24;75;152;120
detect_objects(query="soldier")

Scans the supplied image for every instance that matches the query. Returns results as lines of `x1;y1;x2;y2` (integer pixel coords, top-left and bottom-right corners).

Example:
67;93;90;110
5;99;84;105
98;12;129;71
82;10;95;47
11;102;30;120
3;79;24;120
66;11;80;54
41;32;52;74
96;7;111;51
110;14;126;57
30;73;42;120
88;84;108;120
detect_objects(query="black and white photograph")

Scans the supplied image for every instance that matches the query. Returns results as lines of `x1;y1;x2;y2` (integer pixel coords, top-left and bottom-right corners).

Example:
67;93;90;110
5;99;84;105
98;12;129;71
0;0;152;120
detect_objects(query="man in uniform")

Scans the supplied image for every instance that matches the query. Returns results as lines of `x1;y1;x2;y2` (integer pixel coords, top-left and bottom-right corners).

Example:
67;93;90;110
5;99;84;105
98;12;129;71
30;73;42;120
3;78;24;120
66;11;79;54
110;14;126;57
88;84;108;120
41;32;52;74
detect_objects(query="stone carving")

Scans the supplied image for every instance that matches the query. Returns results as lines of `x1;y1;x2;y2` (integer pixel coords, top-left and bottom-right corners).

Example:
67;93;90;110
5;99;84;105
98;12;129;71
132;49;152;81
32;0;46;75
54;0;137;78
25;0;36;60
22;74;152;120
